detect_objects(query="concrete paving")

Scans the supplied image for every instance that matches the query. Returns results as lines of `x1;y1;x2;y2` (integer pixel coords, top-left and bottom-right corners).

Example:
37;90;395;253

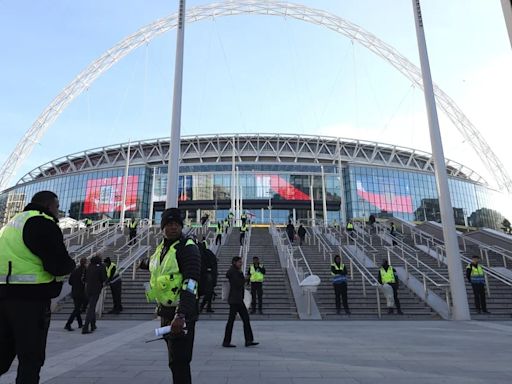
1;319;512;384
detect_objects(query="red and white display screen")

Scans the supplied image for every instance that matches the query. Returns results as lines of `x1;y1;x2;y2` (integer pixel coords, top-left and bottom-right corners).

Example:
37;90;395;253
83;176;138;214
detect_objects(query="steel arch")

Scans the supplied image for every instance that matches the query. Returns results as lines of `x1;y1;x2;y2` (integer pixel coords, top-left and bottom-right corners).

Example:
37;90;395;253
1;0;509;192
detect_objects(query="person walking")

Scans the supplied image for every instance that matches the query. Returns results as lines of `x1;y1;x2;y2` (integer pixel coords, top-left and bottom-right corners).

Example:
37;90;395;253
223;217;230;234
128;218;138;245
215;221;223;245
389;221;397;246
104;257;123;314
222;256;258;348
297;224;306;246
248;257;265;315
239;222;248;246
377;259;403;315
65;257;88;331
466;255;489;314
140;208;201;384
199;242;218;313
82;255;106;334
241;211;247;226
331;255;350;315
286;220;295;243
0;190;75;383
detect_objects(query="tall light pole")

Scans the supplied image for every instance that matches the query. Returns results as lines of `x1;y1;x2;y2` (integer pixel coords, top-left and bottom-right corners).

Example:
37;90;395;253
165;0;186;208
411;0;470;320
119;139;131;226
501;0;512;48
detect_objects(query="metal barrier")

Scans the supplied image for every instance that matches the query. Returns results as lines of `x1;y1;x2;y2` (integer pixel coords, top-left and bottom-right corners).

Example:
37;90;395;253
270;222;319;315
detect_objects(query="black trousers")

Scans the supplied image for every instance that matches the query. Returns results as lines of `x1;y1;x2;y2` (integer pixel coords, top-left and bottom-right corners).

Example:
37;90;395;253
0;298;51;384
84;293;99;330
250;282;263;312
215;234;222;245
389;283;401;310
223;304;254;345
333;283;349;311
472;283;487;312
66;296;86;327
129;229;137;245
240;232;245;245
299;236;305;246
110;280;123;311
159;306;196;384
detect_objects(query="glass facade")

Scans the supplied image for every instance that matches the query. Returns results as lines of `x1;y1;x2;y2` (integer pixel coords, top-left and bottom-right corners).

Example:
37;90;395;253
0;161;507;229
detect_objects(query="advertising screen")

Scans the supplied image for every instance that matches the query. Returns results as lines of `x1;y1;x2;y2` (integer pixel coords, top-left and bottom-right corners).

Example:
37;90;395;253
255;174;310;200
356;179;413;213
83;176;138;214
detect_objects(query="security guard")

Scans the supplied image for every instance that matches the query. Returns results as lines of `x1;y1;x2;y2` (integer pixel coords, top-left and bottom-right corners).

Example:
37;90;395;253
346;220;355;239
139;208;201;384
0;191;75;383
241;211;247;226
215;221;223;245
331;255;350;315
239;222;248;246
104;257;123;314
248;256;266;315
128;217;138;245
466;255;489;314
377;259;403;315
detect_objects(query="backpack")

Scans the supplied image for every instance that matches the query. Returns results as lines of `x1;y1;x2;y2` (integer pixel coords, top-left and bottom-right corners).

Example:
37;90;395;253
197;242;218;296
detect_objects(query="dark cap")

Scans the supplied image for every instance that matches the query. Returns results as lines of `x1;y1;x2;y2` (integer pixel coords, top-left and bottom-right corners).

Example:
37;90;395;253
161;208;184;229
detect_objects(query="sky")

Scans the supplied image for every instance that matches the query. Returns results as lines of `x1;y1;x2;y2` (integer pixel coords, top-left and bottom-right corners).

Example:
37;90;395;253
0;0;511;192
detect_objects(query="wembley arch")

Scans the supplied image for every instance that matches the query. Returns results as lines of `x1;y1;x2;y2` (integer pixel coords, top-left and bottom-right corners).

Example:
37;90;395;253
1;0;509;193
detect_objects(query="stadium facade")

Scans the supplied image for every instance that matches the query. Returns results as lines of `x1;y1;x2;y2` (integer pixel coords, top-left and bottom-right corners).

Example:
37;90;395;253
0;134;505;228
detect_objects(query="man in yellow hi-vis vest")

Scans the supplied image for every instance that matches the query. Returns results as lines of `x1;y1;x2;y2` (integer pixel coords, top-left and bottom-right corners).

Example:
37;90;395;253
0;191;75;383
466;255;489;314
139;208;201;384
377;259;403;315
248;256;266;315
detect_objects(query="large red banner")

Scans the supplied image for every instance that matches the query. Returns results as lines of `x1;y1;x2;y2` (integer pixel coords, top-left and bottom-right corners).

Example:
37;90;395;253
83;176;138;214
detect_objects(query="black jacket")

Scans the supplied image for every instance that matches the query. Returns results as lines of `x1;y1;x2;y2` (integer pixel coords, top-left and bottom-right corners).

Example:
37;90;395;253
85;260;107;297
0;203;75;300
297;226;306;238
68;265;87;299
226;266;245;305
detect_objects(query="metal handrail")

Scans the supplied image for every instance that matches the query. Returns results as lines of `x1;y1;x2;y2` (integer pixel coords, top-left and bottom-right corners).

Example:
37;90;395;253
240;224;252;276
71;223;123;261
461;236;512;268
337;245;382;318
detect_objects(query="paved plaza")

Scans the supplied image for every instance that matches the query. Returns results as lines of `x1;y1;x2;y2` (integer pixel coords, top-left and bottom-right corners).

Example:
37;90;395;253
1;319;512;384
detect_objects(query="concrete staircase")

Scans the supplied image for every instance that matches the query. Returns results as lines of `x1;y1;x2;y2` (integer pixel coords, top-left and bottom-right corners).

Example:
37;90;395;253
199;227;298;320
300;240;438;320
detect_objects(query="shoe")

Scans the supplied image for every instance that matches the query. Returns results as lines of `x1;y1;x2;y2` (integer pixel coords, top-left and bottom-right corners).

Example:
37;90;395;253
82;328;91;335
64;324;73;331
222;344;236;348
107;309;116;314
206;309;215;313
345;310;351;315
397;310;404;315
91;324;97;332
483;310;491;314
245;341;259;347
388;308;394;314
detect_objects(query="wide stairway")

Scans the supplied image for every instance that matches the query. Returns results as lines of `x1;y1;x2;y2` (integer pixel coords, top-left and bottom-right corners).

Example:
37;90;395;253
199;227;298;320
394;224;512;319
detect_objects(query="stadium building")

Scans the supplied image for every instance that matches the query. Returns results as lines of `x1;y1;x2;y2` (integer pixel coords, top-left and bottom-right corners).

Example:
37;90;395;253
0;133;505;228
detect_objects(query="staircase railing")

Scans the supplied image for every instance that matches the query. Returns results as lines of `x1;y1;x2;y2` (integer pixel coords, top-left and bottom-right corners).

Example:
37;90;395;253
270;222;319;315
240;224;252;275
71;223;123;262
